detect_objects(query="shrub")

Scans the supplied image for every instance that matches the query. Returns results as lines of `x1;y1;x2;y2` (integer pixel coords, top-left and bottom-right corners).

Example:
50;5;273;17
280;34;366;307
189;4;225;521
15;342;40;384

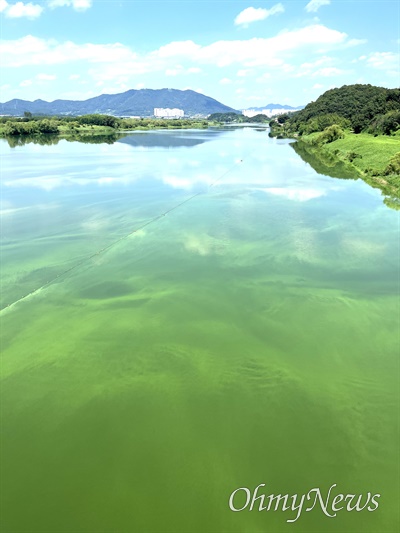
384;152;400;175
368;111;400;135
315;124;345;144
3;121;39;135
37;119;59;134
277;113;290;124
346;151;362;162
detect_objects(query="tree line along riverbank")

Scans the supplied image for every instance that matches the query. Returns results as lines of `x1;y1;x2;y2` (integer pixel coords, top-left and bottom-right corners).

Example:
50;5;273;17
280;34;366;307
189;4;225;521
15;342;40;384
0;114;213;136
269;84;400;204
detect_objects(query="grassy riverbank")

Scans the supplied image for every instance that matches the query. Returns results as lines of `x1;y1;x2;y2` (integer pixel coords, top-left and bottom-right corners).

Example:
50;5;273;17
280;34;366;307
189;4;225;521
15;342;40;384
269;85;400;203
296;131;400;198
302;131;400;174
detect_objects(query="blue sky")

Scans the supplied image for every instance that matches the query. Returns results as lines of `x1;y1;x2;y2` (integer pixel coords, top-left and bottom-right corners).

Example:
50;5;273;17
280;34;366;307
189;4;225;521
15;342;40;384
0;0;399;108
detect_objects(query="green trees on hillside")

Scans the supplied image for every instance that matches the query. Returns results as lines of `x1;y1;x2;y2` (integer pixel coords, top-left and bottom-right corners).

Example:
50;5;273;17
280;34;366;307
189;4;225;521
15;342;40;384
247;114;270;123
368;110;400;135
207;112;270;123
313;124;345;144
284;85;400;135
208;112;243;122
295;113;351;135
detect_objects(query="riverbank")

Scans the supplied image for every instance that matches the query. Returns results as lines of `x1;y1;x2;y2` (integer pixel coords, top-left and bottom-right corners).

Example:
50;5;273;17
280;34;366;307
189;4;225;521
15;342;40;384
300;131;399;197
0;117;213;138
270;126;400;203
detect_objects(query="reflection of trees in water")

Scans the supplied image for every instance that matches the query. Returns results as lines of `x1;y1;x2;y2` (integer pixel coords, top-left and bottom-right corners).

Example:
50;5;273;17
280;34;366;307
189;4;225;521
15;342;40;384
291;141;359;180
4;132;125;147
65;133;126;144
5;134;60;148
291;140;399;210
3;129;222;149
384;196;400;211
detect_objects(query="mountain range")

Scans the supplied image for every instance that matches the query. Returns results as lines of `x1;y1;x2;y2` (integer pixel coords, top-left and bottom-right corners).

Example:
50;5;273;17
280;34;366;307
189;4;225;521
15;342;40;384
244;103;303;112
0;88;237;117
0;88;304;118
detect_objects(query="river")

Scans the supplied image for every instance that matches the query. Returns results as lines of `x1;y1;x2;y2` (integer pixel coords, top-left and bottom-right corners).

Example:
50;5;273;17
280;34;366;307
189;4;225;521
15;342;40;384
1;127;398;532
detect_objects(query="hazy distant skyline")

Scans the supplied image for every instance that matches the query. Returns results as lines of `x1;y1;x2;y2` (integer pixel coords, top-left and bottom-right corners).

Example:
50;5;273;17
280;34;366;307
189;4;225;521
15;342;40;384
0;0;399;108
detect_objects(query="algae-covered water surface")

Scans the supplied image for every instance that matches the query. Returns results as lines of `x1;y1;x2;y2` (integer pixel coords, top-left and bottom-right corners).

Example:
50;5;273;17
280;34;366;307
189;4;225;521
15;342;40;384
1;128;398;532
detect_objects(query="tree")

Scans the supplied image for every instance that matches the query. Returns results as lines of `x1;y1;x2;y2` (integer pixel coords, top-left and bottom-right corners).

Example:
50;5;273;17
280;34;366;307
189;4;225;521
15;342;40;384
384;152;400;175
287;85;400;134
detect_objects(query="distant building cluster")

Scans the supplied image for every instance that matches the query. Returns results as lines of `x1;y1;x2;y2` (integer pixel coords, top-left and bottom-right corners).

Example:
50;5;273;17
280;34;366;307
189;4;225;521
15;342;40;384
242;109;295;118
154;108;184;118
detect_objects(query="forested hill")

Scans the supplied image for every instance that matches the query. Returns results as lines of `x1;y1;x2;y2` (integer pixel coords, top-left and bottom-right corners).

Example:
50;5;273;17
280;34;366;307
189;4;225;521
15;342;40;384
287;84;400;134
0;88;236;117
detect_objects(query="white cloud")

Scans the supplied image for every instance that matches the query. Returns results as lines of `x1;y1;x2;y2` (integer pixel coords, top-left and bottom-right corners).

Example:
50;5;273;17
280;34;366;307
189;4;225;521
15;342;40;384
100;83;128;94
1;25;349;74
5;1;43;18
36;73;56;80
313;66;347;77
312;83;323;89
237;69;252;77
1;24;356;97
366;51;399;72
219;78;232;85
262;187;326;201
344;38;367;48
255;72;271;83
153;25;347;69
305;0;330;13
296;55;333;76
234;4;284;27
295;56;348;78
73;0;91;8
0;36;138;68
48;0;92;11
155;40;200;59
19;79;32;87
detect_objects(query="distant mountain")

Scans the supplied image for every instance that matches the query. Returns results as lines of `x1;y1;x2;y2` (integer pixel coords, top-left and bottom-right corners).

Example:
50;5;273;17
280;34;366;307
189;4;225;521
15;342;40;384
242;103;304;119
244;103;304;112
0;88;237;117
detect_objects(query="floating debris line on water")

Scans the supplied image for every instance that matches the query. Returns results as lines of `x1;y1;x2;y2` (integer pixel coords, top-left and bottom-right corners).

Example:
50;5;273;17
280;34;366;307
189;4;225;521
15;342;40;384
1;156;247;313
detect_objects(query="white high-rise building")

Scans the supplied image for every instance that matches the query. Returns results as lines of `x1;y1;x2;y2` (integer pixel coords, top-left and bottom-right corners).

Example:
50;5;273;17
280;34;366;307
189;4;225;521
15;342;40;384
154;108;184;118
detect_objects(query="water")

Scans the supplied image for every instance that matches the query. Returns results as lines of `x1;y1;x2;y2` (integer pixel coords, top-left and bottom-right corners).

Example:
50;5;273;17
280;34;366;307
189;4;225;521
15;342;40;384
1;128;399;532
